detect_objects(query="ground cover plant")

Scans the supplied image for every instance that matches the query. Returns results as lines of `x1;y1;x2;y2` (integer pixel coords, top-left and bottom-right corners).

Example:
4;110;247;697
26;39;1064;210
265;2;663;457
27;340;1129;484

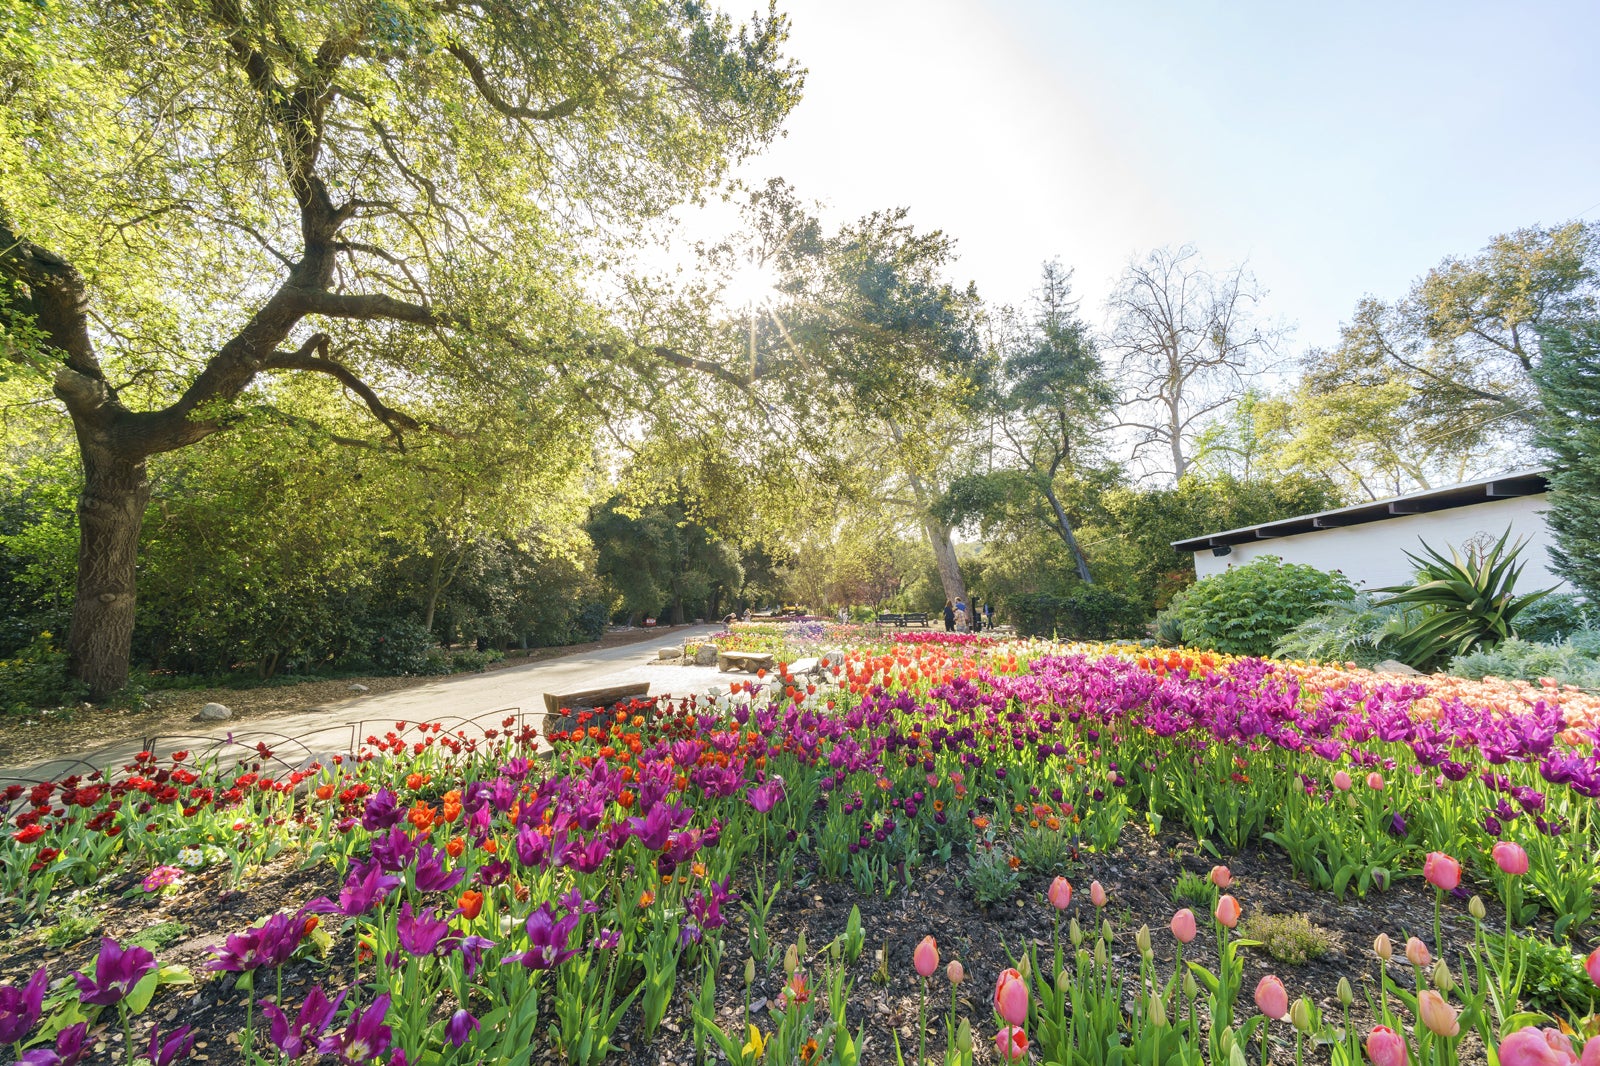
3;625;1600;1065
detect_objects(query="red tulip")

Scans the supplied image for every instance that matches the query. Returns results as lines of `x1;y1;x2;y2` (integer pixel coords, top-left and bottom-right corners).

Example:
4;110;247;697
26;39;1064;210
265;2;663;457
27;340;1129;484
994;968;1029;1027
1366;1025;1408;1066
1492;841;1529;877
1170;909;1197;944
1214;894;1241;928
914;936;939;978
1424;852;1462;892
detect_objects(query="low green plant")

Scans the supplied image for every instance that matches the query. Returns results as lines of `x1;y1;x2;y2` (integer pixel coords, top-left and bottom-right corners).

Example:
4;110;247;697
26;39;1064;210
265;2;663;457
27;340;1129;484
1011;586;1146;640
129;920;189;953
44;906;101;948
1169;556;1354;657
1513;593;1597;644
1171;870;1218;909
1274;593;1414;666
0;631;87;713
1238;912;1333;965
1377;528;1555;670
965;846;1022;907
1013;825;1074;876
1447;635;1600;691
1482;929;1598;1018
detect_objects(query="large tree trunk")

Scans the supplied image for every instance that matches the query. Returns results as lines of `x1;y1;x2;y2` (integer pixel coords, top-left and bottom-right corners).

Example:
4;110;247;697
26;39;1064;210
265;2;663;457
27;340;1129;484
920;514;967;607
66;440;151;700
1041;483;1094;584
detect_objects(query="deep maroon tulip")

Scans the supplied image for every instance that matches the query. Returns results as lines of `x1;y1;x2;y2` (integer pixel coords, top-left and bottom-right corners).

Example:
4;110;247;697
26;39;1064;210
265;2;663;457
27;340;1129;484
147;1022;196;1066
396;903;450;956
444;1008;480;1047
19;1022;89;1066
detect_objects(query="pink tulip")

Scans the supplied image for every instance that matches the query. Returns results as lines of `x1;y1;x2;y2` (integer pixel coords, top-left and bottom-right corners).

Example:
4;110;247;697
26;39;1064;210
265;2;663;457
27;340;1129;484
1418;990;1459;1037
947;960;964;986
1424;852;1462;892
1170;909;1197;944
995;1025;1029;1062
1366;772;1385;791
1492;841;1529;877
1498;1026;1582;1066
1405;937;1431;968
1366;1025;1408;1066
1254;975;1289;1021
914;936;939;978
1333;770;1352;791
994;968;1029;1027
1585;1037;1600;1066
1586;946;1600;987
1089;881;1107;908
1214;894;1241;928
1373;933;1393;961
1209;865;1232;889
1048;876;1073;911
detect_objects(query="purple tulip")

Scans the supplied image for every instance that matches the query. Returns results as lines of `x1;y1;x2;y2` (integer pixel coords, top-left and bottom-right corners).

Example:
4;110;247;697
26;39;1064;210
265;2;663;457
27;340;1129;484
318;993;393;1064
747;778;785;814
396;902;451;956
19;1022;88;1066
72;938;157;1007
147;1022;196;1066
627;804;673;851
444;1008;480;1047
0;965;48;1043
260;986;346;1058
454;935;497;978
307;863;401;918
207;911;308;973
504;903;579;970
362;789;403;831
411;841;466;894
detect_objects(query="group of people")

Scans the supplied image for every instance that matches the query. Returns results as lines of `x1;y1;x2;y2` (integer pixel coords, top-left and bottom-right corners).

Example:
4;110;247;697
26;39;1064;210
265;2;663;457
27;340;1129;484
943;597;992;633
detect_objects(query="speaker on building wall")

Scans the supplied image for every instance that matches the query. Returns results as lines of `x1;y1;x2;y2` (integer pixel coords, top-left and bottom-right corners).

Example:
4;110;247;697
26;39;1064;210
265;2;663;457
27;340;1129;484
1212;545;1233;557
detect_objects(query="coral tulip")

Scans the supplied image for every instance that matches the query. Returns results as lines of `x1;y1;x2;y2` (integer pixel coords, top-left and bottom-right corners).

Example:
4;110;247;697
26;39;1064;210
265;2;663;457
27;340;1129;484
1170;909;1197;944
1367;772;1385;791
914;936;939;978
1209;865;1232;889
994;968;1029;1027
1373;934;1393;961
1215;894;1241;928
1366;1025;1408;1066
995;1025;1029;1062
1333;770;1352;791
1089;881;1107;908
1497;1026;1585;1066
1493;842;1529;876
1048;876;1072;910
1405;937;1431;968
1418;990;1459;1037
1254;976;1289;1021
947;960;964;986
1424;852;1462;892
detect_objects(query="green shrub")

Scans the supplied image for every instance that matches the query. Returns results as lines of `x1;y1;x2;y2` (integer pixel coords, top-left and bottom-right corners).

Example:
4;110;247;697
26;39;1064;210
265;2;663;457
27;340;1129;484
449;647;505;673
1513;593;1596;644
1011;585;1146;640
965;846;1023;907
1447;636;1600;691
1274;593;1414;666
1169;556;1354;657
1238;912;1334;965
1483;930;1597;1017
0;632;87;713
572;601;610;643
368;618;441;675
1013;826;1074;877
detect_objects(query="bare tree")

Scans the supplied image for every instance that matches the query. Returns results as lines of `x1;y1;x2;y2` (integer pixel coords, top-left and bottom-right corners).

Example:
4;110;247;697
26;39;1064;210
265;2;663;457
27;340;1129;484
1106;246;1284;481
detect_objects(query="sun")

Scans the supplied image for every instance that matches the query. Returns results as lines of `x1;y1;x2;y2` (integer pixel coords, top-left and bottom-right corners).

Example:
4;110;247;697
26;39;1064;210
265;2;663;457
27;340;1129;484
721;259;781;310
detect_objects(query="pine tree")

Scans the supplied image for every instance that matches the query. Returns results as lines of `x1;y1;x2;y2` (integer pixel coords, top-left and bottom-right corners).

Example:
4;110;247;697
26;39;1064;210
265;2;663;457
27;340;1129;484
1535;323;1600;602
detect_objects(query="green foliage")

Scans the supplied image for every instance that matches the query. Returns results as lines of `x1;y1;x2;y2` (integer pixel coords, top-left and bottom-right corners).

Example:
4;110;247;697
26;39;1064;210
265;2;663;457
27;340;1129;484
965;847;1022;908
573;602;611;643
0;631;86;713
1512;593;1596;644
1171;870;1218;910
1013;826;1074;877
1011;586;1145;640
1536;322;1600;604
1238;913;1333;965
1483;930;1598;1017
367;619;444;676
1166;556;1354;657
1273;593;1414;667
1377;529;1554;670
1447;634;1600;691
128;921;188;954
587;496;745;624
43;904;100;948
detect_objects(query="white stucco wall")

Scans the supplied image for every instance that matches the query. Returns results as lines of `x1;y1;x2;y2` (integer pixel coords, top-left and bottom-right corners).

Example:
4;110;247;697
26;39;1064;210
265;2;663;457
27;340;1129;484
1190;494;1573;592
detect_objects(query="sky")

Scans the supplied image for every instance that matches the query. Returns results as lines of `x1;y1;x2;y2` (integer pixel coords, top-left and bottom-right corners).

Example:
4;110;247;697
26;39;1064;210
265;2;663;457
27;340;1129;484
671;0;1600;353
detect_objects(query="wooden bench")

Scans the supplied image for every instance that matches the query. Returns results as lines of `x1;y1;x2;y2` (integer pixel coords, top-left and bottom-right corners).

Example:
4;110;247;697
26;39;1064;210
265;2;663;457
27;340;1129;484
875;612;931;627
542;682;650;718
717;650;776;673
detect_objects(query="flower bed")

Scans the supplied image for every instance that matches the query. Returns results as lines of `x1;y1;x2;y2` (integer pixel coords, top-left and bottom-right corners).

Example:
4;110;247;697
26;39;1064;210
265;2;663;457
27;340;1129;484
2;638;1598;1065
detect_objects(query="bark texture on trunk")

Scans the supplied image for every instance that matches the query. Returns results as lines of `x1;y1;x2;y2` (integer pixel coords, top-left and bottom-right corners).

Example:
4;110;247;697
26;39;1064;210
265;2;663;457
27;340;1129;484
921;513;968;607
1042;483;1094;584
67;444;151;699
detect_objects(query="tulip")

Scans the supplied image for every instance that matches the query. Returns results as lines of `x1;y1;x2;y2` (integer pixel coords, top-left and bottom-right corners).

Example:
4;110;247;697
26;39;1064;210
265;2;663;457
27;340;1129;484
1333;769;1352;791
995;1025;1029;1062
1405;937;1431;968
914;936;939;978
1374;933;1393;961
1586;946;1600;988
1417;990;1459;1037
1367;772;1385;791
73;938;158;1007
1048;876;1072;910
994;968;1029;1027
1291;998;1312;1033
1493;841;1529;876
1337;977;1353;1008
1209;865;1232;889
947;960;964;985
0;965;48;1044
1496;1026;1582;1066
1254;975;1289;1021
1089;881;1107;908
1366;1025;1408;1066
1171;908;1197;944
1424;852;1462;892
1469;896;1487;921
1215;894;1241;928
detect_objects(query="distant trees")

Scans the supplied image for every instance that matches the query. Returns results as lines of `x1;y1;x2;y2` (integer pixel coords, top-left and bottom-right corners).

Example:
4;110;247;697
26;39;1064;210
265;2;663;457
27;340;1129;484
1535;322;1600;603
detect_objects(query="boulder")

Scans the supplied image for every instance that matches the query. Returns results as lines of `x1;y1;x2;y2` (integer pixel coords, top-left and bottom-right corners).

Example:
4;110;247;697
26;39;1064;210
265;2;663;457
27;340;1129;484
694;643;719;667
788;657;822;677
658;647;679;661
821;648;845;671
197;702;232;722
1373;659;1423;676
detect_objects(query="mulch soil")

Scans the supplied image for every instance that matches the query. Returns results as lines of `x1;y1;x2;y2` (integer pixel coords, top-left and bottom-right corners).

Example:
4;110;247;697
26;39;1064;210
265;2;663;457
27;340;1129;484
4;821;1515;1065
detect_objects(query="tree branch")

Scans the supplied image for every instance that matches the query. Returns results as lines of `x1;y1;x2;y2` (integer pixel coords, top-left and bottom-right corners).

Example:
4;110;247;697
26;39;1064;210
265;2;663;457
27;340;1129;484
262;333;435;445
447;44;591;121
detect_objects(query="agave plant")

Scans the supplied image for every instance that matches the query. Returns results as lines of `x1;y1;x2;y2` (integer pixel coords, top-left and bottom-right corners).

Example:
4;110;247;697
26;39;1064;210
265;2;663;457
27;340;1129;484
1376;528;1555;671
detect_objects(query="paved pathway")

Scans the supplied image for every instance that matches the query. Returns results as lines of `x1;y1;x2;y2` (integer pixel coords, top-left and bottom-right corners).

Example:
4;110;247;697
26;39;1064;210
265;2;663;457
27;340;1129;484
4;626;730;785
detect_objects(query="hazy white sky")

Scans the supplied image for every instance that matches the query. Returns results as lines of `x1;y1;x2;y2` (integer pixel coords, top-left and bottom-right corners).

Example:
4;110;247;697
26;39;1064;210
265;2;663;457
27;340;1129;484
677;0;1600;353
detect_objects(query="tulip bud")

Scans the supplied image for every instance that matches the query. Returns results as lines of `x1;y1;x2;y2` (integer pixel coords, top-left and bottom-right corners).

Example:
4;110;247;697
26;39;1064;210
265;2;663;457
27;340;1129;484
913;936;939;979
1432;960;1455;995
1069;918;1084;947
1218;1027;1236;1058
1291;998;1312;1033
1366;1025;1406;1066
1149;992;1168;1027
1586;945;1600;987
1136;925;1152;959
947;960;964;986
956;1018;973;1053
1405;936;1431;968
1170;908;1198;944
1209;865;1233;889
1183;972;1198;998
1047;876;1073;911
1373;933;1393;961
783;944;799;975
745;957;755;985
1228;1042;1248;1066
1090;880;1108;908
1337;977;1353;1008
1371;868;1390;891
1018;954;1031;981
1417;990;1459;1037
1468;895;1486;921
1101;919;1113;944
1095;938;1108;969
1056;969;1070;994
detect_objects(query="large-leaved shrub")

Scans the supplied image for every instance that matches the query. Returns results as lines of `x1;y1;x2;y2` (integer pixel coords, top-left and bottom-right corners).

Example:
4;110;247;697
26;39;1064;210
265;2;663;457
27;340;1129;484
1167;556;1353;657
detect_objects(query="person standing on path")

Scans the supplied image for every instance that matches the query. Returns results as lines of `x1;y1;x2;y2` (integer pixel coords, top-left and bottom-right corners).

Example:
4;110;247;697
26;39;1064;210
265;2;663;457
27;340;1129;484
954;600;968;634
943;599;955;632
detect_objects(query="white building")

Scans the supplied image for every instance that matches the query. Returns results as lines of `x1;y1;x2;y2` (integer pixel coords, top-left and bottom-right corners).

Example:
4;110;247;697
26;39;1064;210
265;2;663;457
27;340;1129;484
1172;469;1573;593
